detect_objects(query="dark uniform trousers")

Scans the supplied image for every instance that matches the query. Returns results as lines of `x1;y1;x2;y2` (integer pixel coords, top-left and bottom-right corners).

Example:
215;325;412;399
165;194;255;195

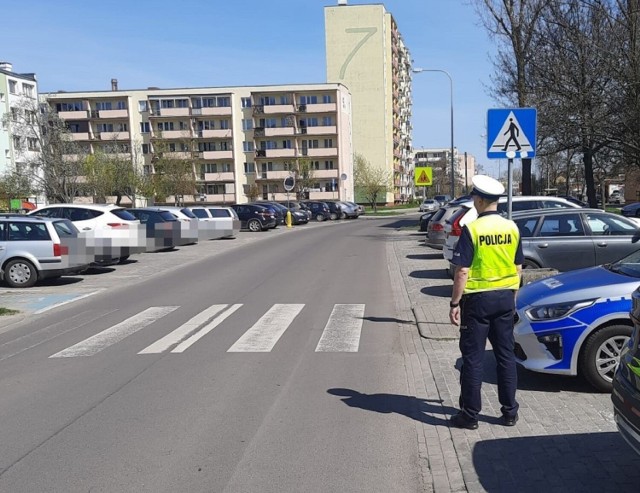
459;289;519;420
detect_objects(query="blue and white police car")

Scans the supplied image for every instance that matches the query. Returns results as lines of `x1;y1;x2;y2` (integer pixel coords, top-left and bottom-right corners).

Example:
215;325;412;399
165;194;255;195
514;248;640;392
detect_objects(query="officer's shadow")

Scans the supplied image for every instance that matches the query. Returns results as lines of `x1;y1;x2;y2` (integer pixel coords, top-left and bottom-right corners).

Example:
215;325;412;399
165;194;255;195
327;388;454;426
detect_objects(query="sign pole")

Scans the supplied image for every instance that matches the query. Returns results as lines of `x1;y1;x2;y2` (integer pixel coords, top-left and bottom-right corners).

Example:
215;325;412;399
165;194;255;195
507;157;513;219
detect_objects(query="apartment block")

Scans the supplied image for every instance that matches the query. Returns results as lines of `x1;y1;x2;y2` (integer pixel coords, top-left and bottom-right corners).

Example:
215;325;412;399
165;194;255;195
325;2;413;204
0;62;39;177
412;148;475;197
43;83;353;205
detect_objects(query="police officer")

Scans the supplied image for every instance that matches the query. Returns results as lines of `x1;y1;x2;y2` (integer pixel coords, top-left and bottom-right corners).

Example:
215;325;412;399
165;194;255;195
448;175;523;430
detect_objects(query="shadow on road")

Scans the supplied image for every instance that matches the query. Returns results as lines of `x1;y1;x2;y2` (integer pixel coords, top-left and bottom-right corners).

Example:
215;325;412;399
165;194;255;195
37;277;84;286
327;388;452;426
378;219;420;229
410;269;450;280
406;253;442;260
362;316;414;324
421;285;451;297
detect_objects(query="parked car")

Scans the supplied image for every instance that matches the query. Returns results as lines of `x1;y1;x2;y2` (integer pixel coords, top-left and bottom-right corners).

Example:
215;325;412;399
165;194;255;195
0;215;90;287
277;201;312;222
126;208;182;251
274;202;309;225
510;208;640;271
251;202;285;226
229;204;277;231
612;284;640;455
345;201;365;216
610;190;626;205
441;195;584;272
433;194;453;206
327;200;358;219
190;206;240;238
419;199;439;212
621;202;640;218
419;211;436;232
426;205;460;250
514;248;640;392
323;201;343;220
155;206;200;245
29;203;145;264
302;201;332;222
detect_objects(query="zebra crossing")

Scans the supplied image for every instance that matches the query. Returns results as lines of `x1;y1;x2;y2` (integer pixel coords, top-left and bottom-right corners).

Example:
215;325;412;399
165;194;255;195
49;303;368;359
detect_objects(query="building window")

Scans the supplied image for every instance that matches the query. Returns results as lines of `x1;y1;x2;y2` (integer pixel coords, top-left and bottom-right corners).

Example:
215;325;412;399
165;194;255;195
161;100;175;109
324;160;335;169
322;117;333;126
219;120;230;130
197;120;214;130
244;162;255;173
303;139;319;149
97;123;114;132
168;143;176;152
300;95;318;105
12;136;21;149
202;163;217;174
198;142;216;152
10;107;18;121
324;139;333;148
96;101;112;111
179;121;189;130
241;97;251;108
8;80;17;94
243;141;254;152
221;163;232;172
117;101;127;110
27;138;38;151
139;100;149;112
56;101;83;112
176;99;188;108
116;123;128;132
242;119;253;131
282;139;292;149
68;123;81;133
260;96;276;106
142;144;150;154
22;84;34;98
158;122;174;131
322;94;332;104
259;118;277;128
143;165;151;175
217;96;231;107
219;141;230;151
280;95;290;105
140;122;150;133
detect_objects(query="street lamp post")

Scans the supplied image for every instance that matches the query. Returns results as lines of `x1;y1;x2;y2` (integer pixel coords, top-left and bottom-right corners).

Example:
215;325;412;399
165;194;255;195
412;68;455;198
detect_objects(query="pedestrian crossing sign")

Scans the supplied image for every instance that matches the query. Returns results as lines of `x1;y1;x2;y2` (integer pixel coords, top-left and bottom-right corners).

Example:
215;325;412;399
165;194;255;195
414;167;433;186
487;108;537;159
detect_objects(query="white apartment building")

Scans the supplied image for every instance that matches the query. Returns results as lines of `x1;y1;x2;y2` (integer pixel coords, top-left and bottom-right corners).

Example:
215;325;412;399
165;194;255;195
0;62;39;177
325;1;413;204
413;148;476;198
43;83;353;205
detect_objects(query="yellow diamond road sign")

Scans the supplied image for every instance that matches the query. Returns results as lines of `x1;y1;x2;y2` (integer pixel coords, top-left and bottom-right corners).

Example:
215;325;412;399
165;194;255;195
414;167;433;186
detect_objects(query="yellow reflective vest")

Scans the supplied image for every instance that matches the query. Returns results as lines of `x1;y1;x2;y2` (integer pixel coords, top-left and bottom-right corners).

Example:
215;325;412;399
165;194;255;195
464;214;520;294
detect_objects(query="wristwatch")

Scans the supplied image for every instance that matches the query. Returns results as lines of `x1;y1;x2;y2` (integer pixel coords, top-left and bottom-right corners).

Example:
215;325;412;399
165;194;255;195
449;301;459;308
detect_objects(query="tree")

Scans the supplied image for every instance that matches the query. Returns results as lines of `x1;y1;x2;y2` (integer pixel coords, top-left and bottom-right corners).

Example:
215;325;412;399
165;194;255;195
0;168;34;210
354;153;392;211
472;0;552;194
83;138;138;205
284;158;316;200
245;183;260;202
150;139;197;205
2;99;89;203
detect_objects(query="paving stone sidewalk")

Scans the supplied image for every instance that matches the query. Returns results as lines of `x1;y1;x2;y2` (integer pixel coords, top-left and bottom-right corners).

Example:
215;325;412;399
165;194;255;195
390;226;639;493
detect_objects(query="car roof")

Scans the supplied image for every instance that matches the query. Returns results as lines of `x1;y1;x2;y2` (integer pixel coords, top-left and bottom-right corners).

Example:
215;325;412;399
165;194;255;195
511;207;606;217
34;203;125;210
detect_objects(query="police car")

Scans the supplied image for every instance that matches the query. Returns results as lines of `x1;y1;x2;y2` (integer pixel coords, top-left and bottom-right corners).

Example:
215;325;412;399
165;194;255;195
514;249;640;392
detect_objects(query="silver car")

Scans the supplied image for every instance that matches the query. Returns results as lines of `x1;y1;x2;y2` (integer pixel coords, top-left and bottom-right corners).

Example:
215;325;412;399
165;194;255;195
513;208;640;271
0;215;90;288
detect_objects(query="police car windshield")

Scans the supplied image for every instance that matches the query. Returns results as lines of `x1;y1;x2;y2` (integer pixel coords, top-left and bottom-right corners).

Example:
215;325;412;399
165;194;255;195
606;250;640;278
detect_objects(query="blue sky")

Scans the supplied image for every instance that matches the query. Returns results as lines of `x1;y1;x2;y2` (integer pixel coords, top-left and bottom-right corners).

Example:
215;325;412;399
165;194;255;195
1;0;504;177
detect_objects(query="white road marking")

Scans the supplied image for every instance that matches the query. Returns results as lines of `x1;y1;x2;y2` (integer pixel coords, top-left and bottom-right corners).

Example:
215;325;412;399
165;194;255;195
35;290;101;314
227;304;304;352
138;304;230;354
315;304;365;352
49;306;178;358
170;304;242;353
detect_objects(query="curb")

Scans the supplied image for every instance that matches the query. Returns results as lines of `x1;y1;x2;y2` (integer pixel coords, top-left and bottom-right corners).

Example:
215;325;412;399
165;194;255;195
411;306;459;341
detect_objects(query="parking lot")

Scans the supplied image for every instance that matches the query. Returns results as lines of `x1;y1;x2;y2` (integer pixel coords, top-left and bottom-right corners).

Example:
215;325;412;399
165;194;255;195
391;222;640;492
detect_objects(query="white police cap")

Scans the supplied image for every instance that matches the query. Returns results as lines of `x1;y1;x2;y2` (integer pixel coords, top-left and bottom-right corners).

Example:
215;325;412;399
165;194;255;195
470;175;505;200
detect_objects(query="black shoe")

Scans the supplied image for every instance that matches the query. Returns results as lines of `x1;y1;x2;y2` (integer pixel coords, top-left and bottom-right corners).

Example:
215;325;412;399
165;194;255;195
450;412;478;430
501;414;519;427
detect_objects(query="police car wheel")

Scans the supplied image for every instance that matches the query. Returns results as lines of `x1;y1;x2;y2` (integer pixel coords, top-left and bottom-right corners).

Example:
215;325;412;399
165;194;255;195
579;324;632;392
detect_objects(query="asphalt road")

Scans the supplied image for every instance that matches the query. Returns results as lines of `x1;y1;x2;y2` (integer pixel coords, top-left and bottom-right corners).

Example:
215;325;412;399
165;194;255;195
0;218;424;492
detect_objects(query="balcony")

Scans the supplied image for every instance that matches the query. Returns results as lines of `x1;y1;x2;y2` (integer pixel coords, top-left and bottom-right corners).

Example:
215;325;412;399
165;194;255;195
303;147;338;157
262;104;295;114
265;148;296;158
305;125;337;136
96;109;129;119
155;130;193;139
195;193;234;203
70;132;90;141
198;106;232;116
265;126;294;137
203;172;235;181
98;131;130;141
59;110;89;120
198;129;232;139
202;150;233;160
257;170;293;180
313;169;339;179
163;151;193;160
304;103;337;113
150;107;190;117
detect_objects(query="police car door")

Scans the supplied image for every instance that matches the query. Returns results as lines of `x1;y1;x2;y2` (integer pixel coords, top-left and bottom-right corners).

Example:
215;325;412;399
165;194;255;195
535;212;595;271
